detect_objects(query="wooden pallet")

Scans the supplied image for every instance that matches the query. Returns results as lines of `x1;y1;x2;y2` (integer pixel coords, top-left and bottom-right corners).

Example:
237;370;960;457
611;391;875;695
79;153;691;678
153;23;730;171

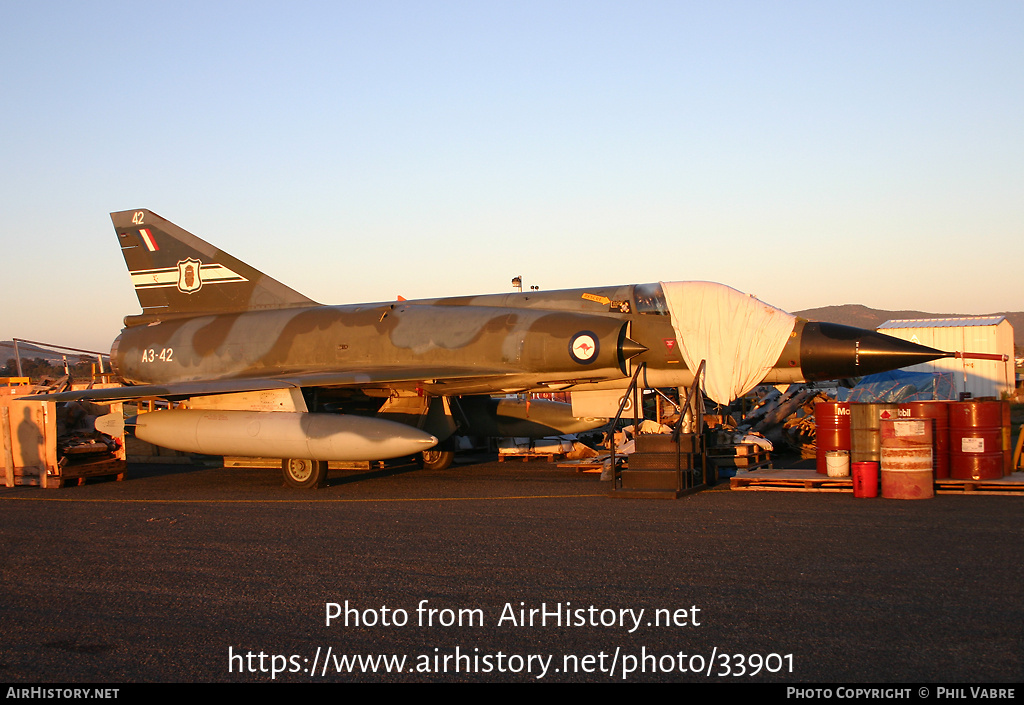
498;452;563;462
556;455;610;472
709;444;772;472
711;454;772;470
731;469;1024;495
223;457;381;470
935;474;1024;496
54;457;127;487
730;469;851;492
710;442;766;456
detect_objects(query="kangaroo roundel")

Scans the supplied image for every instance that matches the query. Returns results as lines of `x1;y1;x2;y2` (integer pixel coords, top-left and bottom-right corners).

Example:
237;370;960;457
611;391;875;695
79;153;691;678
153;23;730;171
569;331;599;364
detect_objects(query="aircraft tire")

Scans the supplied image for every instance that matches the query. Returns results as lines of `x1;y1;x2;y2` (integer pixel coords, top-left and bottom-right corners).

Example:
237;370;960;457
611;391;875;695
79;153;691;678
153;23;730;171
418;448;455;471
282;458;327;489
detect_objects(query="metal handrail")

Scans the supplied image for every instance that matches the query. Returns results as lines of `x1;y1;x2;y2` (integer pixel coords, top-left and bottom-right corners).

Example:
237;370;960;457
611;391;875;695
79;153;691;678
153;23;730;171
672;359;706;489
672;359;706;442
609;359;708;490
609;362;646;485
11;338;110;378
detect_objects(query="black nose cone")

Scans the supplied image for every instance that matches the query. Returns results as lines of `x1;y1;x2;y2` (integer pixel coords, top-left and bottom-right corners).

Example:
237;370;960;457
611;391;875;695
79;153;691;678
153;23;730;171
800;322;951;381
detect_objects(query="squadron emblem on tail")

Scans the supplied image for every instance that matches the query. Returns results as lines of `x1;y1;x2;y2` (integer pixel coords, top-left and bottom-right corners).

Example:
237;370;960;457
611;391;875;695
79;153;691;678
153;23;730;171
176;258;203;294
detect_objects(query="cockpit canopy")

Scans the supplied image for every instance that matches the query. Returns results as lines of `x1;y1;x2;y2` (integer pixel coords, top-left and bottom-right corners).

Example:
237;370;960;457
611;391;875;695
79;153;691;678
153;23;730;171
633;282;668;315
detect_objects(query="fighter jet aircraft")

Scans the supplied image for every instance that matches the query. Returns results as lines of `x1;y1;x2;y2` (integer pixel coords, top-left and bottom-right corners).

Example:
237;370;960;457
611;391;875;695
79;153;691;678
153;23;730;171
46;209;950;487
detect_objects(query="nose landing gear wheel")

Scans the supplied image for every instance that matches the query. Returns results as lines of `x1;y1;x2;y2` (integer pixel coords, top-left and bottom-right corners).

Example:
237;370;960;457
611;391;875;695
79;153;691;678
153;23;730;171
282;458;327;488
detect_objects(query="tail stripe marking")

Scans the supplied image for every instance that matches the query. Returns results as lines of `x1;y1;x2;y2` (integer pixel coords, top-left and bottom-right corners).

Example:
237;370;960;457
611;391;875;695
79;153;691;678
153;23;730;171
130;263;249;291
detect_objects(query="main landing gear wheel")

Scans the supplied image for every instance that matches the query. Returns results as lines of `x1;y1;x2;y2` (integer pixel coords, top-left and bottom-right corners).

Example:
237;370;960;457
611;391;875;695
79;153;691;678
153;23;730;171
418;447;455;471
282;458;327;489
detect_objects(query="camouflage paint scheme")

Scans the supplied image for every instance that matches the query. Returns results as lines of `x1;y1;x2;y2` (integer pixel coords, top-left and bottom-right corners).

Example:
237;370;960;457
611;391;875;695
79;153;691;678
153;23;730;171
106;209;787;399
47;209;948;483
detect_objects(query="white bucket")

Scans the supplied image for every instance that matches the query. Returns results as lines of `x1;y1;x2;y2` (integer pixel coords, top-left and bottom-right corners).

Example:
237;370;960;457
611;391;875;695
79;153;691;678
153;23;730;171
825;450;850;477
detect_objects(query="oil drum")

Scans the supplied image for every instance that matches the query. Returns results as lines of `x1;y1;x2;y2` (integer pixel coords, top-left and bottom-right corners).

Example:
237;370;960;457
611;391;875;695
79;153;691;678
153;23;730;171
949;401;1004;481
815;401;851;474
880;418;934;499
897;401;951;479
851;403;897;463
1002;402;1012;476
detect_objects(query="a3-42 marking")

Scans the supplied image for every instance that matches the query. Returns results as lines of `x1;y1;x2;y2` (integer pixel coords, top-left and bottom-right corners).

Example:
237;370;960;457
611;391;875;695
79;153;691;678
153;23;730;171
141;348;173;363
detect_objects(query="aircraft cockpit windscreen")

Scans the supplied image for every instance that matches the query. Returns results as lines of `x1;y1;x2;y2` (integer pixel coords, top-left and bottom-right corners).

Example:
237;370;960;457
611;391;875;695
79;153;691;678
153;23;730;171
633;283;668;315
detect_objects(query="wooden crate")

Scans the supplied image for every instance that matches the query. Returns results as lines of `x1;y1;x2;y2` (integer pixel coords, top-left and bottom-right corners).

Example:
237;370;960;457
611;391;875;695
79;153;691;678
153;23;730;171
2;390;125;488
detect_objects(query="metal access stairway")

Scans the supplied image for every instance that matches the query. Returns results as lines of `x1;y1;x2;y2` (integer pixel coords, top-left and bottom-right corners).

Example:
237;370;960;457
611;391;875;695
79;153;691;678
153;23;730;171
616;432;707;498
610;360;711;498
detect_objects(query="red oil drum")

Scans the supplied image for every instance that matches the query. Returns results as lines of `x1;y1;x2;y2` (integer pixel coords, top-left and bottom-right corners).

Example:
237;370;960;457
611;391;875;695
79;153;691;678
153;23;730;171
949;401;1005;481
898;401;951;479
815;401;851;474
851;461;879;498
880;418;934;499
1002;402;1012;476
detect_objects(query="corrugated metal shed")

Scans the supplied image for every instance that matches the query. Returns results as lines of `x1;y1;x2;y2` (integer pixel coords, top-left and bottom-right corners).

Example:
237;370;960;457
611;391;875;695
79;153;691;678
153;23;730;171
877;316;1014;399
879;317;1007;329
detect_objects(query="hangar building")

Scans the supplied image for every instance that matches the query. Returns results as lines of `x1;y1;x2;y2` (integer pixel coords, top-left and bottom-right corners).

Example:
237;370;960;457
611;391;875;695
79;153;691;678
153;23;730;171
876;317;1015;399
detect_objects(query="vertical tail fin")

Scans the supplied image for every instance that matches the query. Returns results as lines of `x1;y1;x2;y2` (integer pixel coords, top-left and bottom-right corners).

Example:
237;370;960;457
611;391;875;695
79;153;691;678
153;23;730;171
112;209;318;325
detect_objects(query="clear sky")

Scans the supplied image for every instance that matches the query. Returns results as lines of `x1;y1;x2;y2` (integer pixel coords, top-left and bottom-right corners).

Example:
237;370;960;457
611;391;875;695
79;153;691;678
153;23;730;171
2;1;1022;353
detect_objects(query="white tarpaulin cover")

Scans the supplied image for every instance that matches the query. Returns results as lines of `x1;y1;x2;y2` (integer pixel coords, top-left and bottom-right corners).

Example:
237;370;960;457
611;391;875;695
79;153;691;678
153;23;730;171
661;282;796;405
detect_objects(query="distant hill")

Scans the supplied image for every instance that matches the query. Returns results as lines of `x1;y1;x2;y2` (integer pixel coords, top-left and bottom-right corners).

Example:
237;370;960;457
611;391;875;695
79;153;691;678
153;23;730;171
794;305;1024;352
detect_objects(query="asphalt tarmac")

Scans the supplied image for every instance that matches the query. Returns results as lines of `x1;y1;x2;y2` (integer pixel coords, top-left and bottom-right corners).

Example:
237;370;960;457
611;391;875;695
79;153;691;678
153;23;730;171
1;456;1021;684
